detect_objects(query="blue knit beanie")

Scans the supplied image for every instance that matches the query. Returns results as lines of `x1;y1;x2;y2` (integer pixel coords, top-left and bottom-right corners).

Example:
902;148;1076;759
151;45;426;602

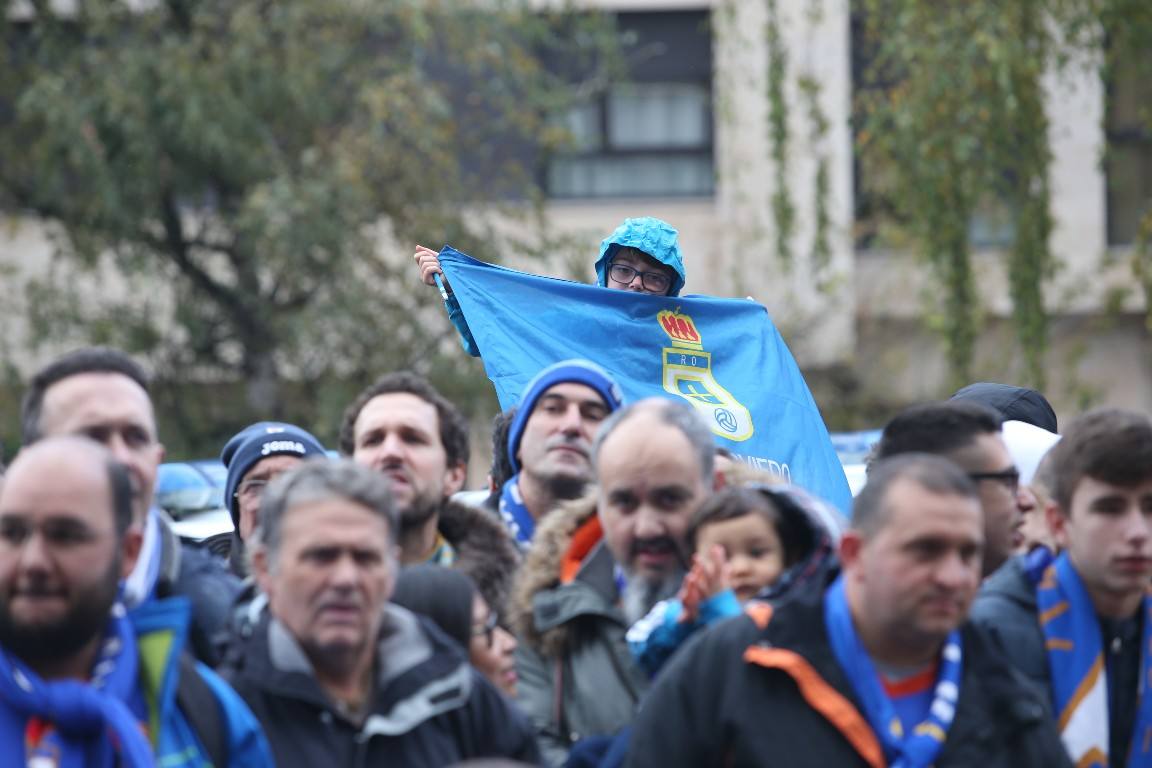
220;421;327;531
506;360;625;475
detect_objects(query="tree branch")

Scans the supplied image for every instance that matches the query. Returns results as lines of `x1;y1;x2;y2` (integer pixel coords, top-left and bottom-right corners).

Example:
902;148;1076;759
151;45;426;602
158;191;244;312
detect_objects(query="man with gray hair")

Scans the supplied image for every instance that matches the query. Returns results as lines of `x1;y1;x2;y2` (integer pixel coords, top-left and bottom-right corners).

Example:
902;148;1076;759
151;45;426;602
510;398;717;765
220;459;539;767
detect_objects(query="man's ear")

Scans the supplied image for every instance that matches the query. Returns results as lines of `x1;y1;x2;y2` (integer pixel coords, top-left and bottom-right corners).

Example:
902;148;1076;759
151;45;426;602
252;544;274;599
712;465;726;491
1046;501;1069;550
120;525;144;580
443;462;467;497
838;530;864;572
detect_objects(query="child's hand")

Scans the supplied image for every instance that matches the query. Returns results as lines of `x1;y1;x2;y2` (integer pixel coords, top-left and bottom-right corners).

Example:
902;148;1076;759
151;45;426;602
694;544;731;601
677;545;731;623
677;567;704;624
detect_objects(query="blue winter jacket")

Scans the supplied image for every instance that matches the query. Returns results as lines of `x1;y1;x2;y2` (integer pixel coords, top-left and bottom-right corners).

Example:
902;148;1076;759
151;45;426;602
443;216;687;357
131;598;273;767
625;590;742;679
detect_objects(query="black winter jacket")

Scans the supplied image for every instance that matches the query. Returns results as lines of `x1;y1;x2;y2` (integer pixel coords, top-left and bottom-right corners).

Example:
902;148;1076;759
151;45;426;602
626;584;1072;768
968;555;1050;685
221;604;541;768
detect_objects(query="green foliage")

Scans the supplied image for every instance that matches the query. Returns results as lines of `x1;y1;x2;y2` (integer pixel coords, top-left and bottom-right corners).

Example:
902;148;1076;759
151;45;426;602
765;0;795;270
0;0;614;453
856;0;1152;388
799;73;832;283
800;0;832;283
1136;210;1152;336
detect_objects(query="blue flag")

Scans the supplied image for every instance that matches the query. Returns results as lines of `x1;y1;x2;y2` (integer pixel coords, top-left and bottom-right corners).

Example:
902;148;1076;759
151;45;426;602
440;246;852;512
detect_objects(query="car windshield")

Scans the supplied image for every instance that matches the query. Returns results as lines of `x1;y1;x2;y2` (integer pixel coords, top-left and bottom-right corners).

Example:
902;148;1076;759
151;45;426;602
156;461;226;517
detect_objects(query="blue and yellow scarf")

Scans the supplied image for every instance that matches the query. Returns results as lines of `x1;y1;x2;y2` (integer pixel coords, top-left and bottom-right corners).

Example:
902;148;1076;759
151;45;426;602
1036;550;1152;767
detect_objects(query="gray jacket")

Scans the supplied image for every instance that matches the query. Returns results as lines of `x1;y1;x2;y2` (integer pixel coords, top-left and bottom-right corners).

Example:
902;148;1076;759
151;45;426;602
511;498;648;766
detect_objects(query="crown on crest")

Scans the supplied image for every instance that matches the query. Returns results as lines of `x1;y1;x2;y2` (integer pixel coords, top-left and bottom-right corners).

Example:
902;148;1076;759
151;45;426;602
658;310;703;350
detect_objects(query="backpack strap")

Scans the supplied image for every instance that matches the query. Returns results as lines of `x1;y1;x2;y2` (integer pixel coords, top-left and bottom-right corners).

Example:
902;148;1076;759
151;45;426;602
153;510;184;598
176;653;228;768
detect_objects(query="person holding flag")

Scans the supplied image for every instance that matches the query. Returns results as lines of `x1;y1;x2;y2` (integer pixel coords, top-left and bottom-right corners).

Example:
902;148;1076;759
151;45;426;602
413;216;686;357
409;234;854;513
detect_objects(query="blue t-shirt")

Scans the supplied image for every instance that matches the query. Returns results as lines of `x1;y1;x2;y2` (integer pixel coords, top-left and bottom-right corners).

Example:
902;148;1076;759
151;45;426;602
880;664;937;738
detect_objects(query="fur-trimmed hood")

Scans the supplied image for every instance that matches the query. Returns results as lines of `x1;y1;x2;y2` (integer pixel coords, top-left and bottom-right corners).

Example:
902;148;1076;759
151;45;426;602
509;495;605;658
438;498;521;621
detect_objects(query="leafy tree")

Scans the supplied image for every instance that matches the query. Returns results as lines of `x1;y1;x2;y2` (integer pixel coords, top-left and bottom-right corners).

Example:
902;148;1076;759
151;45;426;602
0;0;612;451
855;0;1152;388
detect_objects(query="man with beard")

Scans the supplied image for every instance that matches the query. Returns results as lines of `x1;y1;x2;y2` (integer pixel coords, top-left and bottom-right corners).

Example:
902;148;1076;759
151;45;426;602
0;437;271;767
499;359;624;548
20;347;241;664
627;454;1069;768
340;371;519;616
510;398;715;765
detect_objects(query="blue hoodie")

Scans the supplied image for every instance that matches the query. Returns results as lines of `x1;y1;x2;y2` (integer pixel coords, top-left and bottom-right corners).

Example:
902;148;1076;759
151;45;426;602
594;216;686;297
444;216;687;357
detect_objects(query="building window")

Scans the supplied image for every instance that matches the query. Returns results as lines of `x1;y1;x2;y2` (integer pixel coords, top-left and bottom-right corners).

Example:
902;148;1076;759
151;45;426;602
850;10;1014;251
1106;48;1152;246
546;10;714;199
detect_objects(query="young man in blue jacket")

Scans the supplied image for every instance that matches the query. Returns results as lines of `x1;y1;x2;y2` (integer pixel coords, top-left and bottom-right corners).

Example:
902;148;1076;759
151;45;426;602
0;436;271;767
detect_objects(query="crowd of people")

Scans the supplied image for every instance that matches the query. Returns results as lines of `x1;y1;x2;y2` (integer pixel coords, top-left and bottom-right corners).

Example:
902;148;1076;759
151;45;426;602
0;217;1147;768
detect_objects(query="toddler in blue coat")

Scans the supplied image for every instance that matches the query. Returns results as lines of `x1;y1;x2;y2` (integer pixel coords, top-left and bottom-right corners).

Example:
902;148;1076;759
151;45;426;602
626;482;841;677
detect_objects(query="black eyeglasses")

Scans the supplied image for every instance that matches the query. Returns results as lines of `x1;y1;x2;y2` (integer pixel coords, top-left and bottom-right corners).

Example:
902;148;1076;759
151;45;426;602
968;468;1020;495
235;477;271;500
607;263;671;293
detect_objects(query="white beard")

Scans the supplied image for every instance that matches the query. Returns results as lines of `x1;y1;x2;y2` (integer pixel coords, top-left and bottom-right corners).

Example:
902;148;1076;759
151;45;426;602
620;568;684;626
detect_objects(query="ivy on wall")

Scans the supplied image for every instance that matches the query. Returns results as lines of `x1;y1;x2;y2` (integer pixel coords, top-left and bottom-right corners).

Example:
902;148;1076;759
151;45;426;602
762;0;835;287
853;0;1152;388
765;0;796;271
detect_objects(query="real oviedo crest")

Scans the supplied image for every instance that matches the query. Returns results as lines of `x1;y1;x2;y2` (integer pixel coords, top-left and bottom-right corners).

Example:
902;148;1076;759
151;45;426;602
657;309;754;442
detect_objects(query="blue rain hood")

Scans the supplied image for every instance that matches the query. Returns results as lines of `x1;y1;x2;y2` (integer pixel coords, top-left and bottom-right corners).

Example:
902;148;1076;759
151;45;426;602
595;217;686;296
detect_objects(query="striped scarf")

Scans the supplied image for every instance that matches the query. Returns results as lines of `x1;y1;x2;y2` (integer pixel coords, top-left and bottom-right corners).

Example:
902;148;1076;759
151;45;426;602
1036;551;1152;767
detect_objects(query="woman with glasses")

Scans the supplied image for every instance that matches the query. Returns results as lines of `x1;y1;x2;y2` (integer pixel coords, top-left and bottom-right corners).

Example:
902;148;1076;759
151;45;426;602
391;565;520;698
414;216;687;358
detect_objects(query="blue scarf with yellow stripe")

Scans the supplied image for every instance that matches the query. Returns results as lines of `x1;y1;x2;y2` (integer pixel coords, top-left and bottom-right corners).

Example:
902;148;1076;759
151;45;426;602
1035;550;1152;767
